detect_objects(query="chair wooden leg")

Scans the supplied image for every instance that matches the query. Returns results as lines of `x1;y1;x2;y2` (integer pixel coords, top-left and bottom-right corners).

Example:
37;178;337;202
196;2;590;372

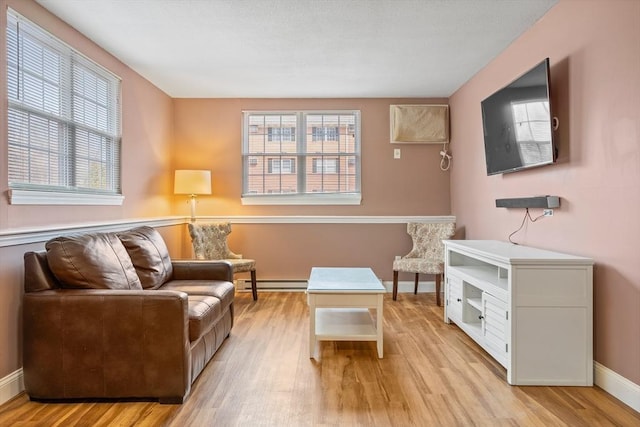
392;270;399;300
251;269;257;301
435;273;441;306
414;273;419;294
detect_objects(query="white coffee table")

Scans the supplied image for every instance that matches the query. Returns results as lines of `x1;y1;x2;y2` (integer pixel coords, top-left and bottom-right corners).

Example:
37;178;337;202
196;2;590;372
307;267;385;360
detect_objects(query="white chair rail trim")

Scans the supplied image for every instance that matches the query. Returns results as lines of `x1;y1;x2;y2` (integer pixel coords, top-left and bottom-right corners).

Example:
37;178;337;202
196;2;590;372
195;215;456;224
0;215;455;247
0;217;184;247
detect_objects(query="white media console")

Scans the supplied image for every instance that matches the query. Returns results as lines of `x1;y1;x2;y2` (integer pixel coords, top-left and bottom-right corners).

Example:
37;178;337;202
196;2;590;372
443;240;593;386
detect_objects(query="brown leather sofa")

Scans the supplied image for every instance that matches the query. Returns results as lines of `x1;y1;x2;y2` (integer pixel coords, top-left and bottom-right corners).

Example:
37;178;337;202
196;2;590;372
22;226;234;403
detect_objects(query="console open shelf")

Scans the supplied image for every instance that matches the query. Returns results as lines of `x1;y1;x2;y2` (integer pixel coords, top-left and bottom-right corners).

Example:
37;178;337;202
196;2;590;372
466;297;482;311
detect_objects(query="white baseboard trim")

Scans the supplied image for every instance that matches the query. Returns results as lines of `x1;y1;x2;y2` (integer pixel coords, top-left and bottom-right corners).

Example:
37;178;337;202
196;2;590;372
0;368;24;406
595;362;640;412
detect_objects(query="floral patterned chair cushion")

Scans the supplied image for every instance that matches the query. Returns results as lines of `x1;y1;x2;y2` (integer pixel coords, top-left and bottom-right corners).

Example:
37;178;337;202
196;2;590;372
188;222;258;300
187;223;255;273
392;221;456;304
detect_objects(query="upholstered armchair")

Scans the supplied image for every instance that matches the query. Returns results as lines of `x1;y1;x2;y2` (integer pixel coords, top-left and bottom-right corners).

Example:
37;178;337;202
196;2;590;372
188;222;258;300
392;221;456;305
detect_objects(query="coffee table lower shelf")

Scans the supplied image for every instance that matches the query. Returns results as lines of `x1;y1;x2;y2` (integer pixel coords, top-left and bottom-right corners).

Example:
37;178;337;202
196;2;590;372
314;308;378;340
309;306;383;359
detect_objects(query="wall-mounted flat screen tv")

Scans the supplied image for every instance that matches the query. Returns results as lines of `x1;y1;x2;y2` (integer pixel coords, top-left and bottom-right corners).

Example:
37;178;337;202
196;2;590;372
481;58;556;175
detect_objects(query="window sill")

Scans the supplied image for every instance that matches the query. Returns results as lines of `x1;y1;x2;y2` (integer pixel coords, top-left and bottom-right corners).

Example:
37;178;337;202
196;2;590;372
8;189;125;206
241;193;361;206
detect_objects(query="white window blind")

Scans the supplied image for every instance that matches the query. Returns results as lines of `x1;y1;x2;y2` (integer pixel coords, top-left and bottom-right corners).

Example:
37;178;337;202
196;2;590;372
241;111;361;205
6;10;122;204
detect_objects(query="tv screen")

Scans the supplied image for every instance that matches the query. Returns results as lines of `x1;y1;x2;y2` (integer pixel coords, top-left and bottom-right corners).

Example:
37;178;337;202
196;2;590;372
481;58;556;175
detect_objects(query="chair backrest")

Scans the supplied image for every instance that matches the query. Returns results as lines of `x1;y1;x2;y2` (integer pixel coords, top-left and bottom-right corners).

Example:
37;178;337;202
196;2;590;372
188;222;234;260
406;222;456;261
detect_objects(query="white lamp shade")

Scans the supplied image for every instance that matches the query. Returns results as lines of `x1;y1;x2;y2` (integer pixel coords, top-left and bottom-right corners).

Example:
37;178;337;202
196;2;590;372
174;170;212;195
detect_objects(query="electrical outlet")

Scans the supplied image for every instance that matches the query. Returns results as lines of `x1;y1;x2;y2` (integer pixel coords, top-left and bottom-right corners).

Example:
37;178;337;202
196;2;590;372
543;209;554;216
393;148;401;159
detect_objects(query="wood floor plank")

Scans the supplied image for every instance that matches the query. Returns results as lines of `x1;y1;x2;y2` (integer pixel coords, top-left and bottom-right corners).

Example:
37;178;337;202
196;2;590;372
1;292;638;426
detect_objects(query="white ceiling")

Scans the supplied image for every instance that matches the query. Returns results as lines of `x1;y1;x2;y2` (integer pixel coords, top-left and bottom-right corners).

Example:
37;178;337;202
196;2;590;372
35;0;558;98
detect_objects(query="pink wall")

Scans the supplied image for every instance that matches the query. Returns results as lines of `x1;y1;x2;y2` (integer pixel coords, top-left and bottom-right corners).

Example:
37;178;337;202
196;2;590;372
172;98;450;217
171;98;454;281
176;221;422;282
449;0;640;384
0;0;175;229
0;0;174;379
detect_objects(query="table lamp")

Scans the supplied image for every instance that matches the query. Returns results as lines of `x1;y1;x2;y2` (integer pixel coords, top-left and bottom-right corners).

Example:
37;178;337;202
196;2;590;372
174;170;212;222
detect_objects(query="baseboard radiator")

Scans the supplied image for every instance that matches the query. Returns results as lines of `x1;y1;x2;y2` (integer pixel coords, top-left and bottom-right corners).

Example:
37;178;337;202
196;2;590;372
237;280;308;290
237;280;437;293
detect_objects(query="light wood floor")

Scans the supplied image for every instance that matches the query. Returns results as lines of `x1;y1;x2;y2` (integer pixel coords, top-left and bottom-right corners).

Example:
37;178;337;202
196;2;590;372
1;292;639;426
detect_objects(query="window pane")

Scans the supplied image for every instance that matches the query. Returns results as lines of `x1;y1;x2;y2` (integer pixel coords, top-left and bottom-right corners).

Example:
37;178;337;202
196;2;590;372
8;109;64;186
264;116;282;154
341;115;356;153
74;129;113;190
242;110;359;198
248;115;266;154
73;63;112;133
6;10;121;196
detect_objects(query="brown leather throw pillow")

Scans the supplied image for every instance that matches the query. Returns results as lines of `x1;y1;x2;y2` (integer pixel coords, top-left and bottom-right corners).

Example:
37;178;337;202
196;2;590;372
45;232;142;290
117;226;173;289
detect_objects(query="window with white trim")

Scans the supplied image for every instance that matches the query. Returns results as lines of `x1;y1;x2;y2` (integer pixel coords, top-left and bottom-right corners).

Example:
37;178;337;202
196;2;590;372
6;10;122;205
242;111;361;205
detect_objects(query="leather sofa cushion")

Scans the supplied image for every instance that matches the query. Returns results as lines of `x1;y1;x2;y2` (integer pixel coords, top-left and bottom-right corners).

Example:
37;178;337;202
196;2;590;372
187;295;223;342
118;226;173;289
161;280;234;310
45;233;142;290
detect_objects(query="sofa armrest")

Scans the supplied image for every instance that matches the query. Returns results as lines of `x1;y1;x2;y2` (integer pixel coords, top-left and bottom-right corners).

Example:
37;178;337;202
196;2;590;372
171;260;233;282
23;289;191;402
